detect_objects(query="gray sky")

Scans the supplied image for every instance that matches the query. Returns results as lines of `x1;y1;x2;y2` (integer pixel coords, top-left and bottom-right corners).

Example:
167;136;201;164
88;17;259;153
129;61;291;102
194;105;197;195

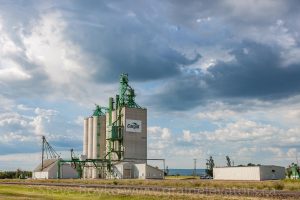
0;0;300;170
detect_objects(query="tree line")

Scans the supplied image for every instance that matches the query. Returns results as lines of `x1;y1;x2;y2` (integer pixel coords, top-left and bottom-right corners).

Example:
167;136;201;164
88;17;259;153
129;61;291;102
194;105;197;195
0;169;32;179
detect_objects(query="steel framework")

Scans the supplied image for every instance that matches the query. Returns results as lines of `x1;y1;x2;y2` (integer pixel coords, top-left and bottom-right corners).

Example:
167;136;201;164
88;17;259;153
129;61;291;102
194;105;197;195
41;136;60;170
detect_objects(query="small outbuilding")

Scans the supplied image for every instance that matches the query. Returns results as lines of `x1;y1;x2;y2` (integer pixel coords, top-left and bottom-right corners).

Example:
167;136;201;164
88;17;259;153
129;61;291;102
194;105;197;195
32;159;78;179
112;162;164;179
213;165;285;181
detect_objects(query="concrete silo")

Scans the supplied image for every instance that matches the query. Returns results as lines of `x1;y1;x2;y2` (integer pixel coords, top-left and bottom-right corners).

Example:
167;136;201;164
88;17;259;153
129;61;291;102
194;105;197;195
82;106;106;179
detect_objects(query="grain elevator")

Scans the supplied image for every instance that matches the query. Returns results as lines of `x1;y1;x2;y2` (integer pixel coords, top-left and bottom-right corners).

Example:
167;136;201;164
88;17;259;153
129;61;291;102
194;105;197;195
82;74;163;179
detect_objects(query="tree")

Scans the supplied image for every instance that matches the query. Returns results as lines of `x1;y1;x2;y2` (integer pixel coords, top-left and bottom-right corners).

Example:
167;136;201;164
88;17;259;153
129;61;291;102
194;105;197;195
226;156;232;167
286;165;292;178
15;168;21;178
247;163;256;166
164;166;169;176
206;156;215;177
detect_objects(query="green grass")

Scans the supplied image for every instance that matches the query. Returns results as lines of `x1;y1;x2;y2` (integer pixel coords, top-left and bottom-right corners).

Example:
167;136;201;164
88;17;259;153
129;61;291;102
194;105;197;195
0;184;268;200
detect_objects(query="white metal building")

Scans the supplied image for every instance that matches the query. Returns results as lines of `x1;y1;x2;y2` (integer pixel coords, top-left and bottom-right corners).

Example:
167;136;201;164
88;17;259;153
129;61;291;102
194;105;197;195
111;162;164;179
213;165;285;181
32;159;78;179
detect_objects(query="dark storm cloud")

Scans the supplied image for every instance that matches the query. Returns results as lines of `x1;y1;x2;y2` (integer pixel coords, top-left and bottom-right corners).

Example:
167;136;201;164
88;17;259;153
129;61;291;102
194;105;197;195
152;41;300;110
59;0;201;82
149;72;208;111
1;0;300;108
0;0;201;86
166;0;300;26
56;0;300;85
208;42;300;99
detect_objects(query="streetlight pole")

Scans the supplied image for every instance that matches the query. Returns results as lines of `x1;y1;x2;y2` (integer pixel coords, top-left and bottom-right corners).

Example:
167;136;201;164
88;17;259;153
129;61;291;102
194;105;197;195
193;158;197;177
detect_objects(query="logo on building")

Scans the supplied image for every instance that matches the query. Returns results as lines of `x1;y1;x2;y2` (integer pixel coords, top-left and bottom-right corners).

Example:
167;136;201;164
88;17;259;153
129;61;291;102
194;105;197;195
126;119;142;133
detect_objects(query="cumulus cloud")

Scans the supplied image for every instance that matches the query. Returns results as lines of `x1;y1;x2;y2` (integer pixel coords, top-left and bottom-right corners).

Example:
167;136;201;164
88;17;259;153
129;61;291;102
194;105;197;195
182;130;192;142
0;113;27;127
17;104;33;111
30;108;58;136
0;108;58;143
175;117;300;165
148;126;172;140
147;126;173;159
0;4;115;105
22;12;92;86
197;109;237;121
0;101;76;157
152;41;300;110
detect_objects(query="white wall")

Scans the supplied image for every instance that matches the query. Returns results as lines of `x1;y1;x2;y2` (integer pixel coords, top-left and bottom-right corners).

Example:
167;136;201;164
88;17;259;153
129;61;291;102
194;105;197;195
59;164;79;179
145;165;164;179
213;167;261;180
32;172;48;179
33;161;78;179
213;166;285;181
112;162;133;179
112;163;163;179
112;164;123;179
134;164;146;179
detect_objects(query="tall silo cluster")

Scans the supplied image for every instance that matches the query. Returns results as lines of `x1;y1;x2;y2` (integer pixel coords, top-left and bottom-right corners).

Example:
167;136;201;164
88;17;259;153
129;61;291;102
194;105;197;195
83;107;106;178
82;74;148;179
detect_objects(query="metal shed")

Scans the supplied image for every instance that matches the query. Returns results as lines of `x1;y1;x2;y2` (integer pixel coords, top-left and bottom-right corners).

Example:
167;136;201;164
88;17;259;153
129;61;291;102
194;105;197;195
213;165;285;181
112;162;164;179
32;159;78;179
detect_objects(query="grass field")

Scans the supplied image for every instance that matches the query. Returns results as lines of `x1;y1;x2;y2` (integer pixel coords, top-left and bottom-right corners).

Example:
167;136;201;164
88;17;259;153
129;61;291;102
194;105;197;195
1;177;300;191
0;184;279;200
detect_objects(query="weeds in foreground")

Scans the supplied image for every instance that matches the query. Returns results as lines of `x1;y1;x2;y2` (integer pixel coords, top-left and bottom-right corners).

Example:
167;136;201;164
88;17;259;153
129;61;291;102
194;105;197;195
1;178;300;191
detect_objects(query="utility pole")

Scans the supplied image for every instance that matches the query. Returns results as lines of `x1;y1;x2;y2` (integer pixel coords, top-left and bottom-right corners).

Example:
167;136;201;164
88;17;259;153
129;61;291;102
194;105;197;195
194;159;197;176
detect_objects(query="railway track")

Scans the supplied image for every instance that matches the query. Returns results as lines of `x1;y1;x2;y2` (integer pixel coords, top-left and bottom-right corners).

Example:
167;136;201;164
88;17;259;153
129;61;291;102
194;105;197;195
1;182;300;199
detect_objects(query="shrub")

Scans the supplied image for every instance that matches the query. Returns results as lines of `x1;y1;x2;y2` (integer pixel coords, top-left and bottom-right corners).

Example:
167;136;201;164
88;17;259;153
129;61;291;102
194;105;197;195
113;180;118;185
273;182;284;190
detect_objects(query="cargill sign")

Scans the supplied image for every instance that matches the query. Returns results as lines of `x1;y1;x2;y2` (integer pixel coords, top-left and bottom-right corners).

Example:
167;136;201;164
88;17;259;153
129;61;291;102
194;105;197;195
126;119;142;133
